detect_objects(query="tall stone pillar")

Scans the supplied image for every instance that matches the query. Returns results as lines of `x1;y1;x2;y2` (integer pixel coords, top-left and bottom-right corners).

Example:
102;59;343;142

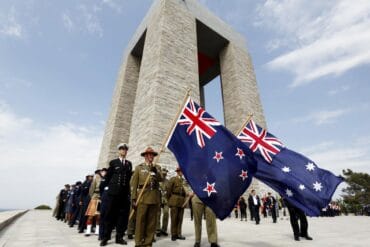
98;0;270;196
97;54;141;168
127;0;200;168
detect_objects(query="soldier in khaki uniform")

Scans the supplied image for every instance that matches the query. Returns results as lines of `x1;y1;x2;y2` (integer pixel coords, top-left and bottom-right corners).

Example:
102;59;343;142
131;147;163;247
192;194;220;247
156;169;169;237
167;167;187;241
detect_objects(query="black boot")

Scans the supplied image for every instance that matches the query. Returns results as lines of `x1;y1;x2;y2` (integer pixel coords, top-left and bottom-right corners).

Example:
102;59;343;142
301;235;313;240
116;238;127;245
100;239;108;246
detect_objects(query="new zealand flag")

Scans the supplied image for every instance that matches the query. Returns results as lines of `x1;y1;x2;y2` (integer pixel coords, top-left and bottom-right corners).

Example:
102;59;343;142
166;97;257;220
237;119;344;216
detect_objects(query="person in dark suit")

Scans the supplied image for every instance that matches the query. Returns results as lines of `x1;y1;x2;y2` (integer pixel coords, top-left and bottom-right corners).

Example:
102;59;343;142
98;168;108;240
248;189;261;224
283;198;313;241
69;181;82;227
77;175;93;233
248;193;254;221
238;197;247;221
266;192;277;223
100;143;132;246
56;184;70;221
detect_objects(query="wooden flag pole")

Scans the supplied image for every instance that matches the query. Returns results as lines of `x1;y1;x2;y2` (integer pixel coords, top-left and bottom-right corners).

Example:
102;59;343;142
236;113;253;136
129;88;191;221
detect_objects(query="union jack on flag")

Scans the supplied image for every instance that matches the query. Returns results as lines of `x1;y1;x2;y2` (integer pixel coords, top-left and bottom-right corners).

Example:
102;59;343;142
178;97;221;148
237;119;284;163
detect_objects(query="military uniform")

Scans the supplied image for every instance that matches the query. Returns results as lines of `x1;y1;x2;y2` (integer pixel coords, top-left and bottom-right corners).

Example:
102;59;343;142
192;195;219;247
156;174;169;236
101;157;132;245
131;162;163;247
167;174;186;240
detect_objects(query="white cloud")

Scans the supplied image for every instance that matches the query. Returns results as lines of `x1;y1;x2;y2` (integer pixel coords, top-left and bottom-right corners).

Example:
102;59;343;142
257;0;370;86
328;85;350;96
79;5;104;37
62;13;74;32
102;0;124;13
300;138;370;199
61;5;104;37
0;6;23;38
0;76;33;89
293;108;350;125
301;138;370;175
0;102;103;209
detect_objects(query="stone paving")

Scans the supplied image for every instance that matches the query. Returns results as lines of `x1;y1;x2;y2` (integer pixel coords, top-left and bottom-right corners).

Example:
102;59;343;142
0;210;369;247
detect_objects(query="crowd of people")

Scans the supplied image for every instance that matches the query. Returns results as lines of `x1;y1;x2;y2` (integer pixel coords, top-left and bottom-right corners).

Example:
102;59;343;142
321;202;342;217
52;143;318;246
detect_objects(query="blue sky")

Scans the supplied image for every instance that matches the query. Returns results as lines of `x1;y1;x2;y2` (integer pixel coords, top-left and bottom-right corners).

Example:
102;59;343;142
0;0;369;209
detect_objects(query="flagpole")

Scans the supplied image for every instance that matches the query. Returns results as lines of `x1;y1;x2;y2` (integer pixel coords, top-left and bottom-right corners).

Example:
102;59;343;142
129;88;191;221
156;88;191;162
236;113;253;136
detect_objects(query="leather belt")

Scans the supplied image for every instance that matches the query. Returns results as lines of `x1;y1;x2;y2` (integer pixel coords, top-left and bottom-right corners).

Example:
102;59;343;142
172;192;185;197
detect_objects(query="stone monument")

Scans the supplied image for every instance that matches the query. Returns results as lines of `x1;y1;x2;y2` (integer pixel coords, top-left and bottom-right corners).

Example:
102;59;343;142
97;0;268;193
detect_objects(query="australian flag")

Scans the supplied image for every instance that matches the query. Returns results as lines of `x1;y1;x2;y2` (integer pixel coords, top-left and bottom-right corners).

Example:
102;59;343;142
237;118;344;216
166;97;257;220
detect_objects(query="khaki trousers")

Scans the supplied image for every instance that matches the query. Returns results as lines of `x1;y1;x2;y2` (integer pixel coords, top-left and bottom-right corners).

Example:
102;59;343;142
193;200;218;244
135;203;159;247
170;206;184;237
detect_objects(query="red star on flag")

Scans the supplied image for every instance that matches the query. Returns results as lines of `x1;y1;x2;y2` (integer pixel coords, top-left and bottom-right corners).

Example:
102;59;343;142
235;148;245;160
213;151;224;163
203;182;217;197
239;170;248;181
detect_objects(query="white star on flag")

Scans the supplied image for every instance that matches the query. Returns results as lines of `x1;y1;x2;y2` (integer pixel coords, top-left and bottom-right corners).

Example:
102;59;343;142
313;181;323;192
286;188;293;197
282;166;291;173
239;170;248;181
306;162;315;171
213;151;224;163
235;148;245;160
203;182;217;197
299;184;305;190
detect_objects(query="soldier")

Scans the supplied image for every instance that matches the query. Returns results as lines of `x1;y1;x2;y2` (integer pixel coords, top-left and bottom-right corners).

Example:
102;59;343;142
131;147;163;247
56;184;70;221
69;181;82;227
156;168;169;237
192;194;220;247
78;175;93;233
98;168;108;240
100;143;132;246
167;167;187;241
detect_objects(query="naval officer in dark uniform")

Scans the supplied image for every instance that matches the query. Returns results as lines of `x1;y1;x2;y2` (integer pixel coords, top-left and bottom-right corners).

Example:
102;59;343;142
100;143;132;246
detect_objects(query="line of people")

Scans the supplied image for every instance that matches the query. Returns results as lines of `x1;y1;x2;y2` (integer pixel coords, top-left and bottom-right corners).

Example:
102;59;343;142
53;144;221;247
53;143;317;245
